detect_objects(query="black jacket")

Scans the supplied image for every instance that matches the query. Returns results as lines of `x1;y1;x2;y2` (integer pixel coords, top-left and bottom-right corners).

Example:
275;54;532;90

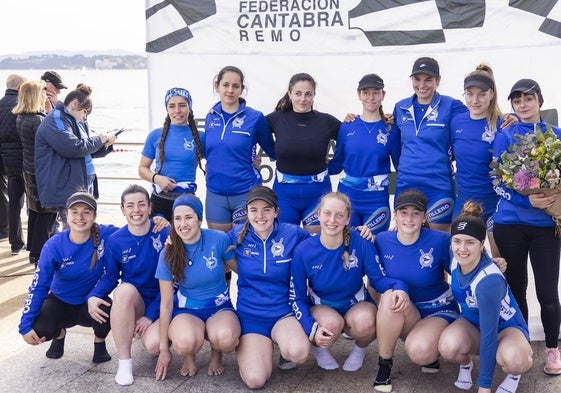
0;89;22;167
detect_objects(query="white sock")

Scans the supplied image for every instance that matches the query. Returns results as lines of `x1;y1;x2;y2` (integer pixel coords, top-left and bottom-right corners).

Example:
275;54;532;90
454;360;473;390
496;374;521;393
115;358;134;386
312;346;339;370
342;344;366;371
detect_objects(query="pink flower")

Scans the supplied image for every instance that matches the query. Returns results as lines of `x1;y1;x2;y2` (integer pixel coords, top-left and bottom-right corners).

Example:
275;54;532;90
528;177;540;189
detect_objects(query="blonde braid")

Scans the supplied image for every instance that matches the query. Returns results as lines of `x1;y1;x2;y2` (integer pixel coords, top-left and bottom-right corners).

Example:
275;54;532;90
89;223;100;270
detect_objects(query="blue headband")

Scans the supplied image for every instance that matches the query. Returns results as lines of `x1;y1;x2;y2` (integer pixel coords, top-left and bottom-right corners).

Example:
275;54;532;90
172;195;203;220
164;87;193;110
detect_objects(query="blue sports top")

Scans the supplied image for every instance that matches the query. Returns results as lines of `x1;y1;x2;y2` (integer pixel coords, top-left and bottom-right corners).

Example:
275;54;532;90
229;221;311;319
204;99;276;196
451;252;528;389
156;229;235;309
18;224;119;335
91;220;170;321
290;230;407;336
394;92;467;193
374;228;452;304
141;123;204;194
492;121;561;226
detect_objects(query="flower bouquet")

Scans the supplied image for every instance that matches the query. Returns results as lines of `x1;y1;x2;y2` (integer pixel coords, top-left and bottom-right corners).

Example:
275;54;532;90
490;125;561;221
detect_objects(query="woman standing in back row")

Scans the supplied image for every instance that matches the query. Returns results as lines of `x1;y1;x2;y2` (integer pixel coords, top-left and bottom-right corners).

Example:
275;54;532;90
267;73;340;233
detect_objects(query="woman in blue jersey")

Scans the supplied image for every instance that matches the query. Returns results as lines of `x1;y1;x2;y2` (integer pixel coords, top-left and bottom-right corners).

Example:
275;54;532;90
154;195;239;381
393;57;468;232
439;202;532;393
204;65;276;232
373;189;459;393
139;87;205;222
451;64;507;258
267;73;341;233
291;192;408;372
492;79;561;376
88;185;170;386
229;186;311;389
329;73;400;235
18;191;118;363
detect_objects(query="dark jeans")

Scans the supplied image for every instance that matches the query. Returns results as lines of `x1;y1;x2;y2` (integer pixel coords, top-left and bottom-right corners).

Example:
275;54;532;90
494;223;561;348
0;165;7;237
32;293;112;341
27;210;58;262
5;166;24;249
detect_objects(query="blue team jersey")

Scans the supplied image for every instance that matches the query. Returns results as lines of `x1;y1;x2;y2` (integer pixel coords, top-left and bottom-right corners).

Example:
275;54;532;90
156;229;235;309
290;230;407;335
141;124;204;194
394;92;467;194
19;224;119;335
92;220;170;321
375;228;452;304
229;221;311;319
204;99;275;196
492;121;561;226
451;252;528;389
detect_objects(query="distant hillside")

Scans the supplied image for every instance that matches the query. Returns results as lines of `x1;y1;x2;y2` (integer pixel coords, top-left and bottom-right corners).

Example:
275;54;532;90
0;53;146;70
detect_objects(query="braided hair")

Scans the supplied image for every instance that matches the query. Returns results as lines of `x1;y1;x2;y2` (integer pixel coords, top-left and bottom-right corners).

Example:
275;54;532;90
89;222;100;270
318;191;352;270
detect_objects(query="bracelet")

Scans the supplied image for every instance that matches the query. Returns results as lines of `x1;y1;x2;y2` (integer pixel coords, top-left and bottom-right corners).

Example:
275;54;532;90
151;173;157;183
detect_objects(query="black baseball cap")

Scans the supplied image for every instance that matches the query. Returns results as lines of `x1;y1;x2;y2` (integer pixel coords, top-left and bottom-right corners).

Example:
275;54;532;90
357;74;384;90
41;71;67;89
507;78;542;103
246;185;278;208
66;192;97;211
394;190;428;211
410;57;440;78
464;74;495;91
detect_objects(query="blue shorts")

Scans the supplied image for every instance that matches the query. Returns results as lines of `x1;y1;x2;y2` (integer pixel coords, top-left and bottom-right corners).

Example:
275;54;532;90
172;300;235;322
416;302;459;324
273;179;332;227
452;192;498;223
205;190;248;225
396;188;455;225
238;311;293;338
338;184;390;234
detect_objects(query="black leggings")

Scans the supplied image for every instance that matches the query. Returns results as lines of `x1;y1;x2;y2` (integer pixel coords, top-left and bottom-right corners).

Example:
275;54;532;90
494;223;561;348
32;293;112;341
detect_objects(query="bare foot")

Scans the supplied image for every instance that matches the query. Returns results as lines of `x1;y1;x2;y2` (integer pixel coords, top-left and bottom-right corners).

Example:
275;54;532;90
207;349;224;376
180;354;198;377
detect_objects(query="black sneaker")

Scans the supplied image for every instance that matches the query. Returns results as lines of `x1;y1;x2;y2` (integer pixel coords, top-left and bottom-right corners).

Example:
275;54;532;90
11;244;26;255
374;357;393;392
421;359;440;374
278;354;296;370
46;330;66;359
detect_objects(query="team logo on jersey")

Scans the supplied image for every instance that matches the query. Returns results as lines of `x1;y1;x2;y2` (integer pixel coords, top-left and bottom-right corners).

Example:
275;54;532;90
347;249;359;269
376;130;388;146
418;248;434;268
232;116;245;128
481;126;495;143
401;115;409;123
465;291;478;307
97;239;106;260
427;109;438;121
204;251;218;270
214;291;230;306
152;235;163;252
183;138;195;151
271;238;285;257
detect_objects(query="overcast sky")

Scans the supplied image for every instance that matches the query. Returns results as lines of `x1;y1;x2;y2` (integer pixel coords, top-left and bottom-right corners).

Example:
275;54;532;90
1;0;146;54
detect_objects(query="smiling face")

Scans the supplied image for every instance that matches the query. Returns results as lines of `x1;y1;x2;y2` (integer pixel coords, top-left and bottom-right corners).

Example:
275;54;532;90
67;203;96;235
465;86;493;119
358;88;385;114
511;93;541;123
394;206;425;237
166;95;190;125
451;234;484;273
412;73;439;104
247;199;278;238
173;205;201;244
121;192;151;229
215;70;243;111
288;80;315;113
318;196;350;238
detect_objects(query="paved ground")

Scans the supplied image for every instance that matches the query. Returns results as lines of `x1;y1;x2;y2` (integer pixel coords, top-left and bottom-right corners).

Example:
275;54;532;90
1;212;560;392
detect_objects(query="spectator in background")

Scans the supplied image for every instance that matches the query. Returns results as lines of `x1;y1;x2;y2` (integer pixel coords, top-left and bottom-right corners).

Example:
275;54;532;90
34;87;116;226
14;80;58;265
0;73;27;255
0;154;7;241
41;71;67;113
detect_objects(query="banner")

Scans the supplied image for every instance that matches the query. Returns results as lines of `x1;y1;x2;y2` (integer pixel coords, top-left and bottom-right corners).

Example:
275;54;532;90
145;0;561;183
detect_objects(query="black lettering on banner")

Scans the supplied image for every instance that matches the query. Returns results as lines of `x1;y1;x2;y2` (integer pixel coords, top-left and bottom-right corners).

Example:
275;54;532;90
290;29;301;41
